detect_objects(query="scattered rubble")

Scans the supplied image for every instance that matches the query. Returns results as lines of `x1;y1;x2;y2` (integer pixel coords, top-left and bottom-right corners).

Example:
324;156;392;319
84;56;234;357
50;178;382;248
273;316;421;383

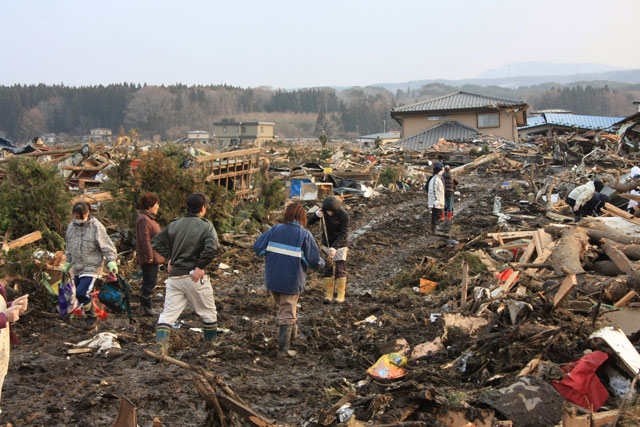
2;128;640;425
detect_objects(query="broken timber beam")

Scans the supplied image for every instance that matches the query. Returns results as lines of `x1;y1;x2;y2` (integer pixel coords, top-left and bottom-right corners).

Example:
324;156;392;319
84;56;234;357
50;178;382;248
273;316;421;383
553;274;578;310
450;152;501;175
2;231;42;252
601;238;635;274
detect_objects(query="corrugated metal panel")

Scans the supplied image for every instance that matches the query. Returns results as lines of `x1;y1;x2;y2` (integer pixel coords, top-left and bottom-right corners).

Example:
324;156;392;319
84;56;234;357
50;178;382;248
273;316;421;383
518;113;625;131
358;132;401;139
544;114;625;130
392;91;526;114
522;115;547;128
397;121;479;151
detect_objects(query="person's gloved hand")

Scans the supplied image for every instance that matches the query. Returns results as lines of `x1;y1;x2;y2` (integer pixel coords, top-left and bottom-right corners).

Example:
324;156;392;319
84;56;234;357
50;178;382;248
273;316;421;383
328;248;337;259
107;261;118;274
61;262;71;273
3;306;21;323
316;209;323;217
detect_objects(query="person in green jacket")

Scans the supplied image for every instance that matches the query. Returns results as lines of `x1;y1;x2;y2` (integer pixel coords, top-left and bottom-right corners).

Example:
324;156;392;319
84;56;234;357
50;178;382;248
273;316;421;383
151;192;219;356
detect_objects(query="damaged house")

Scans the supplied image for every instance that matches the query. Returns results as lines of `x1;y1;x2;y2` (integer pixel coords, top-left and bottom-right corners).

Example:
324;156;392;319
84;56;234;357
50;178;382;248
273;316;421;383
390;91;529;151
518;112;624;138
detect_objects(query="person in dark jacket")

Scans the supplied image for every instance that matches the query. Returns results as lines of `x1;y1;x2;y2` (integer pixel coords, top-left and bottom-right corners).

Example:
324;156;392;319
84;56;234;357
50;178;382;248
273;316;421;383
308;196;350;303
442;165;458;222
151;192;219;356
136;193;164;317
254;202;324;357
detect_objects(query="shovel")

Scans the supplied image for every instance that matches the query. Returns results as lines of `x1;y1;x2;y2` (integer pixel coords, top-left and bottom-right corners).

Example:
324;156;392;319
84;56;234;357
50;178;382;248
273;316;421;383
321;215;333;268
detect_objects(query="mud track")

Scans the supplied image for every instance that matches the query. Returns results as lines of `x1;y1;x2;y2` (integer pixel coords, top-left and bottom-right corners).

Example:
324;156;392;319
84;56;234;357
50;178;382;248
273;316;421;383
4;176;507;426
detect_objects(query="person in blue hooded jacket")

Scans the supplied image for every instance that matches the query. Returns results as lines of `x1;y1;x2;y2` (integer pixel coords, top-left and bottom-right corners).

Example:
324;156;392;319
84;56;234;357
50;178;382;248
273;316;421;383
254;202;325;357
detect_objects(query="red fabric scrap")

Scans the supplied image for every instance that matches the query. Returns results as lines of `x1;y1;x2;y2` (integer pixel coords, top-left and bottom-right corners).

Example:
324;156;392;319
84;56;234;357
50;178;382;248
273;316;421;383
552;351;609;411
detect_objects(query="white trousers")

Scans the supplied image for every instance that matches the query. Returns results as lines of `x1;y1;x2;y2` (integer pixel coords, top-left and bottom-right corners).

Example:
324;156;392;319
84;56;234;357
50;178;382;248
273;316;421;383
158;275;217;325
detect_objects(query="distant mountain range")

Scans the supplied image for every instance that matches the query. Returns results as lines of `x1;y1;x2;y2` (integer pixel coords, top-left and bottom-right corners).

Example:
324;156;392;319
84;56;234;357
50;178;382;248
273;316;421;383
477;61;622;79
362;62;640;93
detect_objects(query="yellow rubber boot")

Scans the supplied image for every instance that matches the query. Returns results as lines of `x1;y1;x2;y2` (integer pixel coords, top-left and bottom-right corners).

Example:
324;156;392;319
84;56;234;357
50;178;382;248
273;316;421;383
335;278;347;303
323;278;334;303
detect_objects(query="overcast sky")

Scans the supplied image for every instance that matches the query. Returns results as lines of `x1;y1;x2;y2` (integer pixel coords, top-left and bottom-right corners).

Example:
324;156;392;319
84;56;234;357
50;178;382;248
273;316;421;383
2;0;639;88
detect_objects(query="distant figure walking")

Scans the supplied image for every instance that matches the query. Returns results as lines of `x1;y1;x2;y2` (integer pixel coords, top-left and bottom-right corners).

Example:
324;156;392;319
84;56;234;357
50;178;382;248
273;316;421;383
427;163;445;233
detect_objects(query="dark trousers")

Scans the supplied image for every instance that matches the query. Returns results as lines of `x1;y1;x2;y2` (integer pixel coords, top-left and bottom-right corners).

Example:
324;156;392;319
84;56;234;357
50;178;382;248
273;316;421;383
431;208;442;229
74;276;97;306
566;197;582;221
324;260;346;279
141;264;159;299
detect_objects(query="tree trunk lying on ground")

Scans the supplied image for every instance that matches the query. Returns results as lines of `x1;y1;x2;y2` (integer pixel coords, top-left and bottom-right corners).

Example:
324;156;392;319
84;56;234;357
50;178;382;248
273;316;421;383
549;226;590;275
546;221;640;245
592;260;624;277
607;173;640;193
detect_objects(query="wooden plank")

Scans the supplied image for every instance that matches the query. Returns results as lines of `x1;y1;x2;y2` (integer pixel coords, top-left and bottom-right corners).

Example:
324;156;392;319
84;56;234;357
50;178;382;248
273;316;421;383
603;203;640;227
619;193;640;203
460;262;469;307
71;191;113;204
552;274;577;310
561;409;619;427
614;290;638;308
195;147;262;163
518;240;537;264
487;231;536;240
491;271;519;298
537;229;553;249
60;164;109;172
526;241;557;275
5;231;42;251
533;231;543;257
216;394;276;427
67;348;93;354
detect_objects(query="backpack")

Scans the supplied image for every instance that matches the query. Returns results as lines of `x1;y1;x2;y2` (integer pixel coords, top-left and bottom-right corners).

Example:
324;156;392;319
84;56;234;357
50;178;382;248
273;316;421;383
98;274;132;322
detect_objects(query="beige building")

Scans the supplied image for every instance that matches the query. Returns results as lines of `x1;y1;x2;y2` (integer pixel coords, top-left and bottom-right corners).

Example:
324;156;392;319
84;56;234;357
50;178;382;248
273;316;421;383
213;121;275;148
391;91;528;142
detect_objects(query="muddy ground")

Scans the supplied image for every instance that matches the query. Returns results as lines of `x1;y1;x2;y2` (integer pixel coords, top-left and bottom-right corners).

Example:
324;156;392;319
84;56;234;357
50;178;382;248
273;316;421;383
1;171;607;426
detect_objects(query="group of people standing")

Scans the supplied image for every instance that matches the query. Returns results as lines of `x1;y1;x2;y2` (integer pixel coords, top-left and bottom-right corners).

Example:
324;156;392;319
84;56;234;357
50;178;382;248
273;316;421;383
58;191;350;359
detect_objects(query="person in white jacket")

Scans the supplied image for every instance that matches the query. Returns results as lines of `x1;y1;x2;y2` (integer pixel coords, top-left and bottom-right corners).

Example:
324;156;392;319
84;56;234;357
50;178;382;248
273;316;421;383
427;162;445;233
566;180;603;221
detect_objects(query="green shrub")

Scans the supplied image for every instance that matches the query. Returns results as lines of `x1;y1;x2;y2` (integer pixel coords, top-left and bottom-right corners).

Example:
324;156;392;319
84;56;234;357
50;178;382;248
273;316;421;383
0;158;71;250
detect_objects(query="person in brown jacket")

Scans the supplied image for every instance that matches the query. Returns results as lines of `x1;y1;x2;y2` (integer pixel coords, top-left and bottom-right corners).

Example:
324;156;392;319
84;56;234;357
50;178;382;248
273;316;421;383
136;193;164;316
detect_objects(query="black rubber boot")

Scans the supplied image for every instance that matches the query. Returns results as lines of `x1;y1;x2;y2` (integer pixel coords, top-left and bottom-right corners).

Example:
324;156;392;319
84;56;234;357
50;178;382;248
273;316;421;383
140;295;155;317
277;324;297;357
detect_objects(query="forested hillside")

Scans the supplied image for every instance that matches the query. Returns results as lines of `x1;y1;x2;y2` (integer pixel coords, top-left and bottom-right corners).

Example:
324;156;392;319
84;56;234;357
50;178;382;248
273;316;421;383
1;81;638;143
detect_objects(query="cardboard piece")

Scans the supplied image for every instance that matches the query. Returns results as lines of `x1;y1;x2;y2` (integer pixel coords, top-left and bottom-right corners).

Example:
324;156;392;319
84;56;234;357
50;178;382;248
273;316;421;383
602;309;640;335
443;313;489;335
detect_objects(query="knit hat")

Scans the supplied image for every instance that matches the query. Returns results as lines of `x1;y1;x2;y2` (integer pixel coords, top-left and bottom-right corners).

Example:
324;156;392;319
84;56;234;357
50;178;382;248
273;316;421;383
594;180;604;192
433;162;444;174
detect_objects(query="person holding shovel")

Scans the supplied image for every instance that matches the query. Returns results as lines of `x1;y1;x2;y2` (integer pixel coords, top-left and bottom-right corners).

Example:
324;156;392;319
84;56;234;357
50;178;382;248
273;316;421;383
0;283;27;413
308;196;350;304
254;202;324;357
